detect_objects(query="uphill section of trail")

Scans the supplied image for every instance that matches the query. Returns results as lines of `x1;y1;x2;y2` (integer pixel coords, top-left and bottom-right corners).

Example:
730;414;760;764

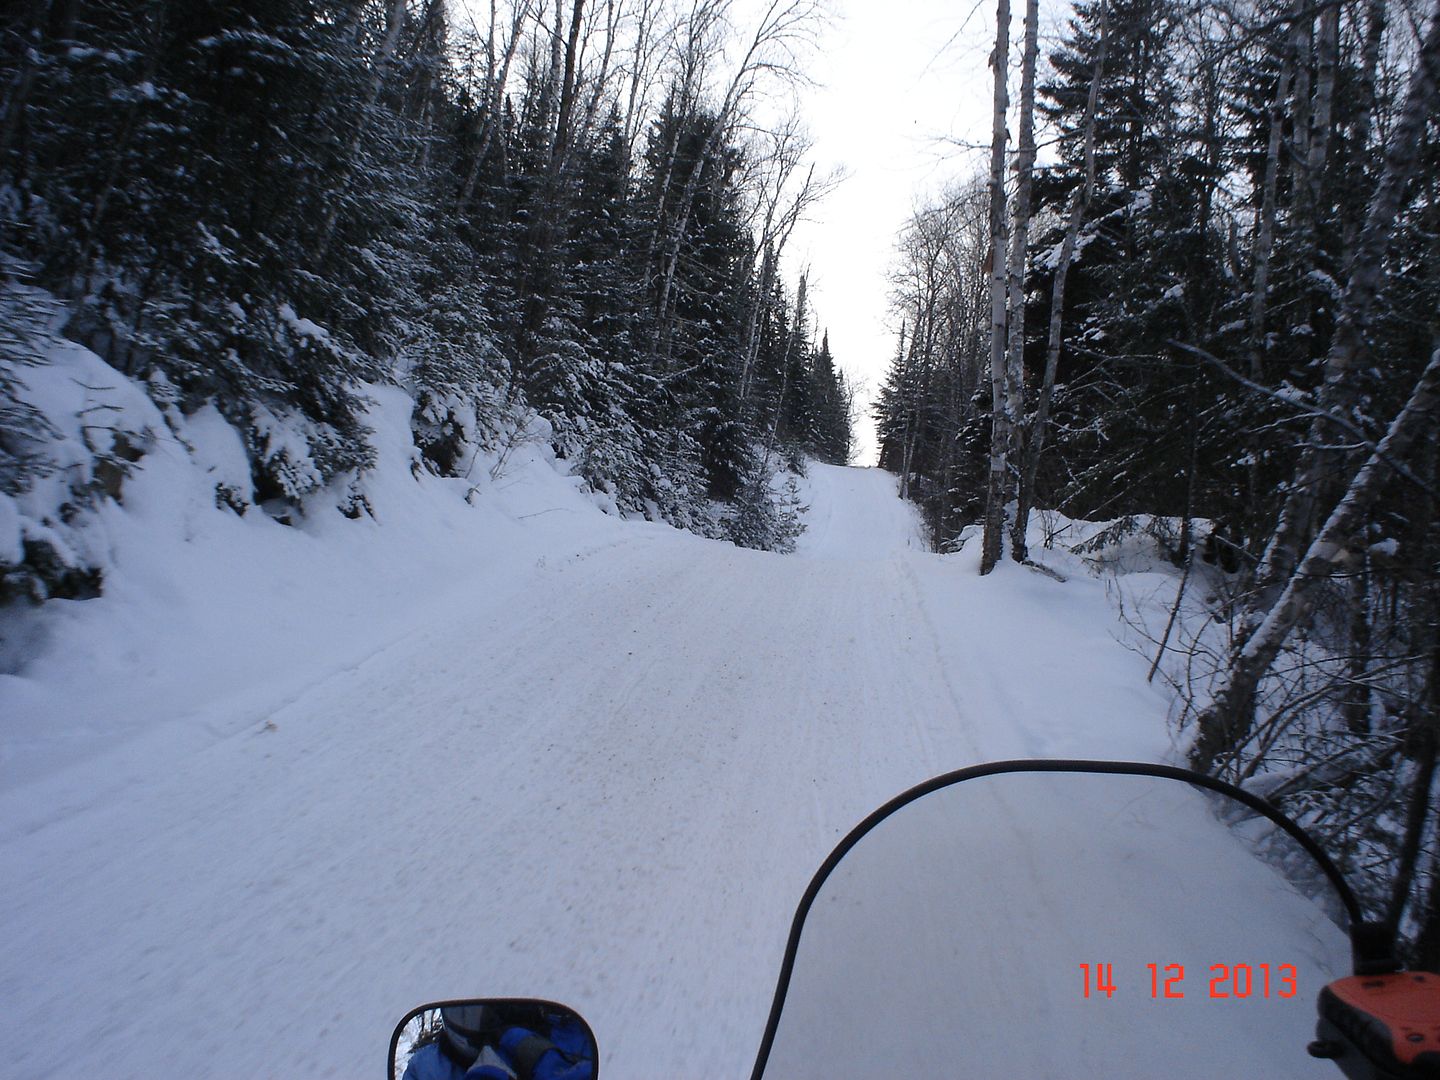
0;463;1344;1078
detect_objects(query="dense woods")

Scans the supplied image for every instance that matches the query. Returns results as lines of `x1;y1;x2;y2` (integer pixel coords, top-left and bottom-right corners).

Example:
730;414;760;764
875;0;1440;965
0;0;854;590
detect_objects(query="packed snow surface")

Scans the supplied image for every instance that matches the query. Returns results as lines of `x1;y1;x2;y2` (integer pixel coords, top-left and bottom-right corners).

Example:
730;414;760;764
1;447;1346;1078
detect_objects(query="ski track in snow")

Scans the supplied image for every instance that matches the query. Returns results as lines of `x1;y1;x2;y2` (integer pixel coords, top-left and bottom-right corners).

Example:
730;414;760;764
0;465;1345;1078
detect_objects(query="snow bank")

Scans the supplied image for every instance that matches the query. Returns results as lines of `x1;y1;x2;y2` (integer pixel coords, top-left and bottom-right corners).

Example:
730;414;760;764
1;342;634;809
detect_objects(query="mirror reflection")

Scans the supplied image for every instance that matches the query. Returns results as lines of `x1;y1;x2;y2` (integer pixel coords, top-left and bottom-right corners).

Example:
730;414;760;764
391;999;596;1080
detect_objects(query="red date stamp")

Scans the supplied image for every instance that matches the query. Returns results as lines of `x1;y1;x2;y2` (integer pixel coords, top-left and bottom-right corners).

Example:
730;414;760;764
1080;963;1299;1000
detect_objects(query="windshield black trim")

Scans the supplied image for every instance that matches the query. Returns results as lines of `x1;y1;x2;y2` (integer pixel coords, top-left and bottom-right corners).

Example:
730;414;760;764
748;758;1365;1080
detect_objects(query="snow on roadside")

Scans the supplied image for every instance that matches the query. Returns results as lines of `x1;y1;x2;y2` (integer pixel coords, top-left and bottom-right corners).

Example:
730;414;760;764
0;342;648;830
0;366;1348;1080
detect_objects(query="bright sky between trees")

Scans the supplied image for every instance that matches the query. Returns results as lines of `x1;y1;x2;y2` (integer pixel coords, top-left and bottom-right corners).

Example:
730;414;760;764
788;0;997;464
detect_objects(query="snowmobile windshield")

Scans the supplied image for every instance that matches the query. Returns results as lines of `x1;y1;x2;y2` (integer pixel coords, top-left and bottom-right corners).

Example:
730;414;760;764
751;762;1355;1079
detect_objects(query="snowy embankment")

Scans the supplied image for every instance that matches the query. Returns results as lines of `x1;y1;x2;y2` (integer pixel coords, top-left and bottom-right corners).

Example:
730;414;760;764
1;375;1345;1077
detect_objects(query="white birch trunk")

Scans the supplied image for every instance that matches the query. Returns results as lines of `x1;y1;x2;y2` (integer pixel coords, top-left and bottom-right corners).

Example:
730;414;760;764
1192;345;1440;772
1306;0;1338;208
1248;62;1291;379
1254;0;1440;605
1014;1;1107;552
1004;0;1039;562
551;0;587;171
573;0;622;153
980;0;1011;576
1289;8;1313;199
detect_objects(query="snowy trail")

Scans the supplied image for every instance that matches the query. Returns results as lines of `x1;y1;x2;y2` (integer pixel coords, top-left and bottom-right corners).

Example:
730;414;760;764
0;465;1345;1078
791;465;926;558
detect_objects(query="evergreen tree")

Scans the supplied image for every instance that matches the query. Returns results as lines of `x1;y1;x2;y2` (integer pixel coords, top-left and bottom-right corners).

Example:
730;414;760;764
1032;0;1229;530
0;0;843;548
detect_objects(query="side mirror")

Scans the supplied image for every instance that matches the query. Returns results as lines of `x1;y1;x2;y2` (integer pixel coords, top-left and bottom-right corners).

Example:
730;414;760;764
390;999;597;1079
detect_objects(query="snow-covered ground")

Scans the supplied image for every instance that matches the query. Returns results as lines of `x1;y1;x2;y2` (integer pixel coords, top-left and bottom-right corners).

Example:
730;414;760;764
1;441;1347;1077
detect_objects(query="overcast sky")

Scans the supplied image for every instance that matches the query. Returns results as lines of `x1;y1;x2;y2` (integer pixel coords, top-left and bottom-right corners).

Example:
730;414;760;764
783;0;1000;465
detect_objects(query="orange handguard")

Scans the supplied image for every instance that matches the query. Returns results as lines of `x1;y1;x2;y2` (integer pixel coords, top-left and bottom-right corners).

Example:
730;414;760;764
1313;972;1440;1079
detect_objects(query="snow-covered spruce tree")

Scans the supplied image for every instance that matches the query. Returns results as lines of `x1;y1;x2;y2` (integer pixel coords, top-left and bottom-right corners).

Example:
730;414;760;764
0;277;57;506
1;0;463;506
807;332;852;465
1188;0;1399;565
429;8;842;529
633;101;760;503
1028;0;1231;542
0;279;101;604
723;454;805;553
1049;0;1439;963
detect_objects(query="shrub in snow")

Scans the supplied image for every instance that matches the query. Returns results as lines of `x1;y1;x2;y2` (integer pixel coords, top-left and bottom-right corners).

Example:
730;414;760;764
405;281;509;479
244;401;373;508
571;419;716;533
0;280;159;602
780;441;808;477
1071;515;1192;571
0;282;61;502
723;454;806;554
